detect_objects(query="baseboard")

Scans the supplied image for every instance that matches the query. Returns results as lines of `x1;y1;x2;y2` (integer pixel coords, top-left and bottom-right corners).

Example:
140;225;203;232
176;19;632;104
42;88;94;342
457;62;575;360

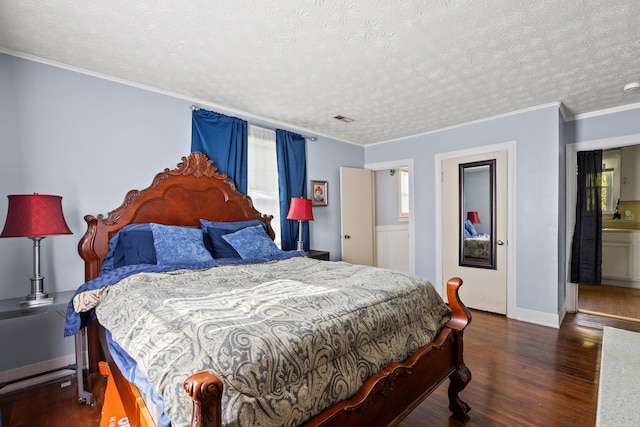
514;307;561;329
601;278;640;289
0;368;75;395
0;354;75;385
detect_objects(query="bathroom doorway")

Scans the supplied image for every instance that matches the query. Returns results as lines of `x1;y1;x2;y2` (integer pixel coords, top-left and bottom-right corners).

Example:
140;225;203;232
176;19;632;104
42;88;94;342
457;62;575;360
566;138;640;322
578;284;640;320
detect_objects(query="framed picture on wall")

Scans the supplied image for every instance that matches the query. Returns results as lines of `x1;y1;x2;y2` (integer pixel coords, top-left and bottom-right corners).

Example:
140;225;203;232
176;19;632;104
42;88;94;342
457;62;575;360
311;180;328;206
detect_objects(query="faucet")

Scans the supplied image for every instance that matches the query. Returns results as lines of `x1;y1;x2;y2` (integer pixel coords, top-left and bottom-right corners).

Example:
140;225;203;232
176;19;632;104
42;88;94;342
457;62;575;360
613;199;621;220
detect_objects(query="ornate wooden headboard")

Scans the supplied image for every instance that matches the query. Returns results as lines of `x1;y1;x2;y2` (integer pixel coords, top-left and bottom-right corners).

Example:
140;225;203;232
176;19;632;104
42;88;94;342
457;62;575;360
77;152;275;282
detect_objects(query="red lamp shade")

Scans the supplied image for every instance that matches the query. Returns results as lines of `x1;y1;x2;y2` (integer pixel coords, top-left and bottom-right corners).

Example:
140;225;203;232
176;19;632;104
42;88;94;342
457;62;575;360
1;194;72;238
467;211;480;224
286;198;314;221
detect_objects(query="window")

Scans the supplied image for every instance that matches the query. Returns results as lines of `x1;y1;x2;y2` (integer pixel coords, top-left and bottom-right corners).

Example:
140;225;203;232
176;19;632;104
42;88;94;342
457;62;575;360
399;167;409;222
600;170;614;214
247;125;281;246
600;150;621;215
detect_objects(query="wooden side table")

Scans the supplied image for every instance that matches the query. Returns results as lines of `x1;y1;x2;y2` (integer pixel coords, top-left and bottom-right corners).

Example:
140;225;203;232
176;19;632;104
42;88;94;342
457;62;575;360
306;250;330;261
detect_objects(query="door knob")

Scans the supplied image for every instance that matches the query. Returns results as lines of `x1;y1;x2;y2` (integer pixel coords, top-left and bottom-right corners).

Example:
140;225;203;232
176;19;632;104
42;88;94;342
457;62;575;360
497;240;504;246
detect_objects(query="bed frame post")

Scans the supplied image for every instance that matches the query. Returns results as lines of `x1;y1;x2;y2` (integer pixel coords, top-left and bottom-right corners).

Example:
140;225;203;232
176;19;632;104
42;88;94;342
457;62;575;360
184;372;225;427
445;277;472;418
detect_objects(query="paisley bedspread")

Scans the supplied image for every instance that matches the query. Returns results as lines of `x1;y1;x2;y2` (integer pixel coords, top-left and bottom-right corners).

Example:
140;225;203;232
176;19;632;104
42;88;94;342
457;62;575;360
93;257;451;427
464;237;490;259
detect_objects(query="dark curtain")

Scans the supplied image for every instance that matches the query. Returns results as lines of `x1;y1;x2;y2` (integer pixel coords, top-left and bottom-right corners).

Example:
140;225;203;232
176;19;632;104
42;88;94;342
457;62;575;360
191;109;248;194
276;129;309;251
570;150;603;285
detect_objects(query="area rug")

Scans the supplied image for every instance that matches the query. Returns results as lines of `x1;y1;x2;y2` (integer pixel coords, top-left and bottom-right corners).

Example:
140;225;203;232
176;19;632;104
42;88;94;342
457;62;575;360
596;327;640;426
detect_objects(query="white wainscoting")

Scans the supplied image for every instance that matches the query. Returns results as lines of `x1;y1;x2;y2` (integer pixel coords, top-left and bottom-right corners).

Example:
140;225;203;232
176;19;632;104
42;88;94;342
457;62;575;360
376;225;410;274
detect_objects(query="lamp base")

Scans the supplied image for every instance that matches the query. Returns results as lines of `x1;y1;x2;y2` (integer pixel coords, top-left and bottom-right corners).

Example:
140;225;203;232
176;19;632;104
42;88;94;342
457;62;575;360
21;263;53;307
20;292;54;307
296;219;305;252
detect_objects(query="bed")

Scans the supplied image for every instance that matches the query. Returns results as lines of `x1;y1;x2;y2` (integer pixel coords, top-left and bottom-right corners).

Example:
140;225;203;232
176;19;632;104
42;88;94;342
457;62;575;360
66;152;472;427
463;219;490;262
463;236;490;260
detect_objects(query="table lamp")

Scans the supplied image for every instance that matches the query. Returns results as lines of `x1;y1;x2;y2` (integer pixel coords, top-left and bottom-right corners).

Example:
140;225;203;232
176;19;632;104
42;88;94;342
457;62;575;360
467;211;480;224
286;197;313;252
1;194;72;306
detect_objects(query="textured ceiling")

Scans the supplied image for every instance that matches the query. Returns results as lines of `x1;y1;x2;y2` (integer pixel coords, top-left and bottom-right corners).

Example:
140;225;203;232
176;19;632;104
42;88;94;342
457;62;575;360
1;0;639;145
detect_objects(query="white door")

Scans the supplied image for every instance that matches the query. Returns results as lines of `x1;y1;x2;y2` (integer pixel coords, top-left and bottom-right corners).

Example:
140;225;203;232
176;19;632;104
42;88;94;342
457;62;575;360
442;151;508;314
340;167;376;266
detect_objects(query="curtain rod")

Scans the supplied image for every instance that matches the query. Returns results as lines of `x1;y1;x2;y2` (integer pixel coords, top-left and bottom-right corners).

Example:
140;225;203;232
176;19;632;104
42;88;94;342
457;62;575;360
190;105;317;141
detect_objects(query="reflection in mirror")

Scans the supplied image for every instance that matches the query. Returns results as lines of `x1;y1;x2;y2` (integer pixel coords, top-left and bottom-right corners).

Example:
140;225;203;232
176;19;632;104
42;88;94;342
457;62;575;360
459;160;495;269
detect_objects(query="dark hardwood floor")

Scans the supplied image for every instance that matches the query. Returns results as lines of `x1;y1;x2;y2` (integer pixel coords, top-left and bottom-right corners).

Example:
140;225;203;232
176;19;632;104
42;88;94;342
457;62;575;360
0;372;106;427
399;311;640;427
2;310;639;427
578;283;640;320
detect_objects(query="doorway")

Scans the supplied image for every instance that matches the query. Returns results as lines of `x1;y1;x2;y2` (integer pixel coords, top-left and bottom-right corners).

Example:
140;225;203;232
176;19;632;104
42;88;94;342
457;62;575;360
565;135;640;322
365;159;415;274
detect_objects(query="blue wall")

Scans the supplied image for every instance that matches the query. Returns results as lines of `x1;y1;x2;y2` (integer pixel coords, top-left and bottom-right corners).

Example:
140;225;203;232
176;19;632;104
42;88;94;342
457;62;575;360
0;53;361;373
557;110;567;311
307;138;363;258
365;106;563;319
565;107;640;144
375;169;404;226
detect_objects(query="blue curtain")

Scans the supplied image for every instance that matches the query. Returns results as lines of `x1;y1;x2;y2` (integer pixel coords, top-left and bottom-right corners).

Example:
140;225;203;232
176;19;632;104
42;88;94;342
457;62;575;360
191;109;248;194
276;130;309;251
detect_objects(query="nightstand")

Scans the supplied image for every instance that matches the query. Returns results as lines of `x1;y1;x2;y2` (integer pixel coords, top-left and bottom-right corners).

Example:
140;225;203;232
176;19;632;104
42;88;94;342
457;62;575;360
0;290;73;320
0;290;94;405
306;250;330;261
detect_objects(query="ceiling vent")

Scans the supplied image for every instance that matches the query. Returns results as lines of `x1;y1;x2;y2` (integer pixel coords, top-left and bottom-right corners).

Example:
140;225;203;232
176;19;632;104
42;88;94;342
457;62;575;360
333;115;355;123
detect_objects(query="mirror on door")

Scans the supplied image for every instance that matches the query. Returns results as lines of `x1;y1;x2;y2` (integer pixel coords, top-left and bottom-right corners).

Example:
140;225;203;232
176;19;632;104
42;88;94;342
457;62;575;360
459;159;496;269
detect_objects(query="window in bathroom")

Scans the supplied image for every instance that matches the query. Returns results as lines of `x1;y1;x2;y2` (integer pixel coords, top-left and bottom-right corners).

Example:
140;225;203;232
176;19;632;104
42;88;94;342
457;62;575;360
399;167;410;222
600;170;615;214
601;150;621;215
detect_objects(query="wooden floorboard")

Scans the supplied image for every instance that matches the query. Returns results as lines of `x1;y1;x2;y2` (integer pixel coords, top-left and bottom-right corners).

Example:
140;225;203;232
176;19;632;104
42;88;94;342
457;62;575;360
2;309;640;426
578;283;640;320
398;310;640;427
0;373;105;427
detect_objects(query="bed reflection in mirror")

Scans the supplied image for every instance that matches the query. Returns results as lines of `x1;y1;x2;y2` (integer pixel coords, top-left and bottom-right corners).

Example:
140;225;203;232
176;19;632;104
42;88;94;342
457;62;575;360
459;159;496;269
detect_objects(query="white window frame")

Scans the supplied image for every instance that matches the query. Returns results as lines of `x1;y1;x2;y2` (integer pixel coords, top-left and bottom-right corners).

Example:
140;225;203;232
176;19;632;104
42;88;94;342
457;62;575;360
399;166;409;222
247;125;281;247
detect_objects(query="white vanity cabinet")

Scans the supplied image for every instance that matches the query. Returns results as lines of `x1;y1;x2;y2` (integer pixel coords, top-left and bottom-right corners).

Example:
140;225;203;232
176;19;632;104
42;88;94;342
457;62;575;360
620;145;640;201
602;230;640;287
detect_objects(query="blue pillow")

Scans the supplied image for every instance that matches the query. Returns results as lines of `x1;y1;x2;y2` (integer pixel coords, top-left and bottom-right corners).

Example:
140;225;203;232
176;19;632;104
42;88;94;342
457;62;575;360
102;223;156;270
221;225;282;259
102;234;124;271
200;219;268;259
150;223;213;265
464;220;478;238
121;227;157;265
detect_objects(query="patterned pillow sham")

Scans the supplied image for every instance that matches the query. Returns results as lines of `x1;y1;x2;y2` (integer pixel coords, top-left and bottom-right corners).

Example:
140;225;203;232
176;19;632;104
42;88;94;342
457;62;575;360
221;224;283;259
150;223;213;265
